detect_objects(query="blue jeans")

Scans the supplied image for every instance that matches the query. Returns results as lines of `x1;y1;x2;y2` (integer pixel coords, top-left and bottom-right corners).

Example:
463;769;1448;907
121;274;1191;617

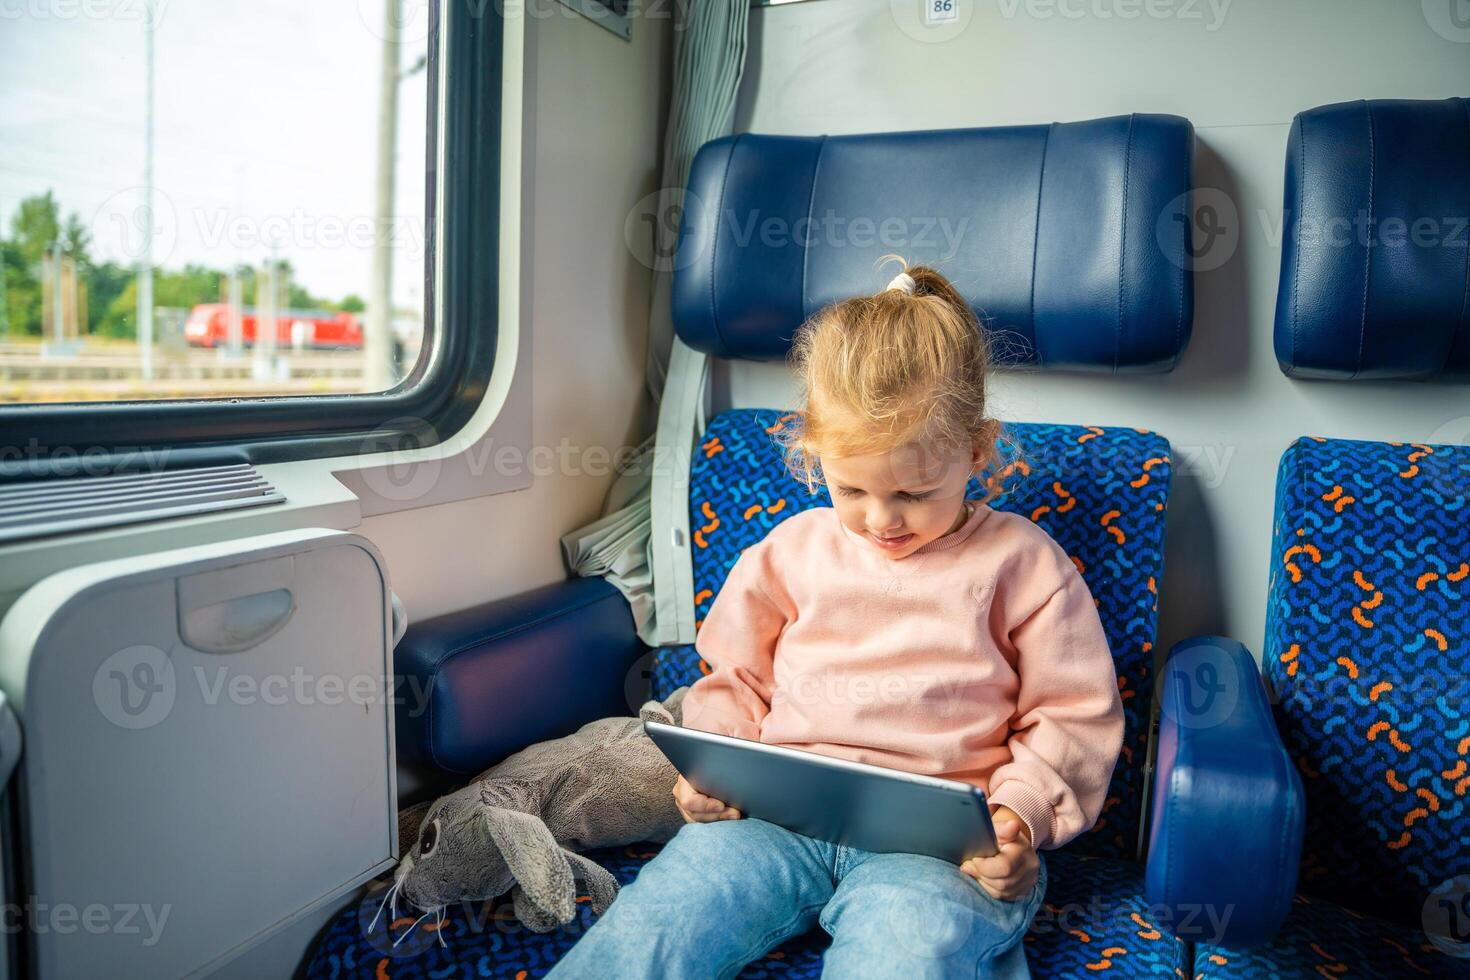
548;818;1046;979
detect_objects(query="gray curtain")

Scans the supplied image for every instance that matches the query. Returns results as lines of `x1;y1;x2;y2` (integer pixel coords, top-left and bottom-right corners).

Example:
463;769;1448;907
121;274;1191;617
561;2;749;644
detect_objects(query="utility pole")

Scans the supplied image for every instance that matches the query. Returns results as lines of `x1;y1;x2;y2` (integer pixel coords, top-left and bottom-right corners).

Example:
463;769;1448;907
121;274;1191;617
60;250;79;343
365;0;402;393
228;165;245;359
226;268;243;357
136;0;156;381
0;242;8;339
254;256;277;382
52;248;64;345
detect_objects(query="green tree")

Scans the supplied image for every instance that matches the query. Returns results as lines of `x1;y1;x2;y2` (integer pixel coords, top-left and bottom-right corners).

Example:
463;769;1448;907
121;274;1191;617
62;212;92;263
103;264;222;334
4;192;99;337
88;261;136;338
1;240;20;338
10;191;60;266
337;293;366;313
5;192;62;335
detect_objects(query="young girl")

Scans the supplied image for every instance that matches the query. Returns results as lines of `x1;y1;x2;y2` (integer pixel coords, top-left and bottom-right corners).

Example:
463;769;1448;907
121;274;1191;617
549;262;1124;979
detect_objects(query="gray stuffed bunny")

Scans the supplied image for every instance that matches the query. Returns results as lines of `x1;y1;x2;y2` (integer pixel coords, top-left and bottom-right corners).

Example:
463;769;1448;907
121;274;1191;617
386;687;688;934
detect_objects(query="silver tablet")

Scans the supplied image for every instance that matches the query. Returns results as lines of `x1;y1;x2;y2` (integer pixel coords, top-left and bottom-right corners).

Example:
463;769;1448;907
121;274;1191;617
645;721;997;863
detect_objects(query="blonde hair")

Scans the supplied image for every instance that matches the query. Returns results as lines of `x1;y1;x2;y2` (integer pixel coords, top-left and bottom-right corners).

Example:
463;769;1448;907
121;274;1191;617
780;256;1000;490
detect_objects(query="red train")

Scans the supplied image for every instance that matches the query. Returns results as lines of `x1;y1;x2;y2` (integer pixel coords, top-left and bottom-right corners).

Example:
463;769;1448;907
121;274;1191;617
184;303;364;350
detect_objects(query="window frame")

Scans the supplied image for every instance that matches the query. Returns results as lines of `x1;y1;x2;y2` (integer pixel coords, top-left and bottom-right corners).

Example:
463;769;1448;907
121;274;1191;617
0;0;501;478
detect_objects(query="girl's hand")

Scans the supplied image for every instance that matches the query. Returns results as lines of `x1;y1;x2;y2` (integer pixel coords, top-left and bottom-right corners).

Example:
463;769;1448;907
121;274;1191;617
959;805;1039;901
672;774;742;823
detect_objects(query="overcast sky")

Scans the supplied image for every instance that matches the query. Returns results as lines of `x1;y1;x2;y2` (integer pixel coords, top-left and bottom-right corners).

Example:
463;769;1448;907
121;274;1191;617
0;0;430;312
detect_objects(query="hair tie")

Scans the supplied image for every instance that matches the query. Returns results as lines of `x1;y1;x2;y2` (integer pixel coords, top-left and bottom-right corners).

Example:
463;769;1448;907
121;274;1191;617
885;272;916;295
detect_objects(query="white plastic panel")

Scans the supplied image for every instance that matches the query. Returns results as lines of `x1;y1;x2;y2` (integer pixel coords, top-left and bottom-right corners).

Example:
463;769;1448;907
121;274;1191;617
0;529;397;979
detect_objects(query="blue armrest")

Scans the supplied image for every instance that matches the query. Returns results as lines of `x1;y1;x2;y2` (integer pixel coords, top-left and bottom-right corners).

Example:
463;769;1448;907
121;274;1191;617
1145;636;1304;948
395;577;647;774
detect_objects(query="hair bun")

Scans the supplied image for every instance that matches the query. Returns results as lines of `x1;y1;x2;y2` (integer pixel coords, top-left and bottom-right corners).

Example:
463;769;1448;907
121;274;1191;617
884;272;917;295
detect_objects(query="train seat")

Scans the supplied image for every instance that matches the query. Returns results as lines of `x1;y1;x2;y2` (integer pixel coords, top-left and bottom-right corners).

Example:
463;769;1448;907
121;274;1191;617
1185;98;1470;978
1191;439;1470;979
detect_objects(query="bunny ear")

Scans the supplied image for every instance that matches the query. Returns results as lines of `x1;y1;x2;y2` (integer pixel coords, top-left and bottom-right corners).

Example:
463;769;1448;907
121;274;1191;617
640;685;690;726
638;700;673;725
512;883;568;934
562;849;619;916
485;810;576;930
512;850;619;931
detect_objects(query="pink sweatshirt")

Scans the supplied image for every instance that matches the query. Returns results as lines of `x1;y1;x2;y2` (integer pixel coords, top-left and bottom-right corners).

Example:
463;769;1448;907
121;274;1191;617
681;502;1124;851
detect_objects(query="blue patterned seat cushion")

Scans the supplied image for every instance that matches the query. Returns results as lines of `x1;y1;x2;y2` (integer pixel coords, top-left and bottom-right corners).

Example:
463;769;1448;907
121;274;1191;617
1025;851;1193;977
652;409;1171;860
1197;891;1470;979
1264;437;1470;924
304;846;1186;978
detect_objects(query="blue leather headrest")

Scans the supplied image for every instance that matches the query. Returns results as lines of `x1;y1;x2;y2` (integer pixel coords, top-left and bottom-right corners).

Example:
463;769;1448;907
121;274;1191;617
1275;98;1470;380
670;115;1194;372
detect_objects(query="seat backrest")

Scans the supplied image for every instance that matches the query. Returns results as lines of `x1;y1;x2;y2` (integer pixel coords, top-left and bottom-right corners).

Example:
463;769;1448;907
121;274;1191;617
1265;436;1470;922
652;117;1193;861
650;409;1171;861
1274;98;1470;380
672;116;1195;372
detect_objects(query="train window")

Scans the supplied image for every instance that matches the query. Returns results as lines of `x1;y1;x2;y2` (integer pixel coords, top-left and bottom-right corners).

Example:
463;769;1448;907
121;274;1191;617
0;0;502;470
1;3;429;404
